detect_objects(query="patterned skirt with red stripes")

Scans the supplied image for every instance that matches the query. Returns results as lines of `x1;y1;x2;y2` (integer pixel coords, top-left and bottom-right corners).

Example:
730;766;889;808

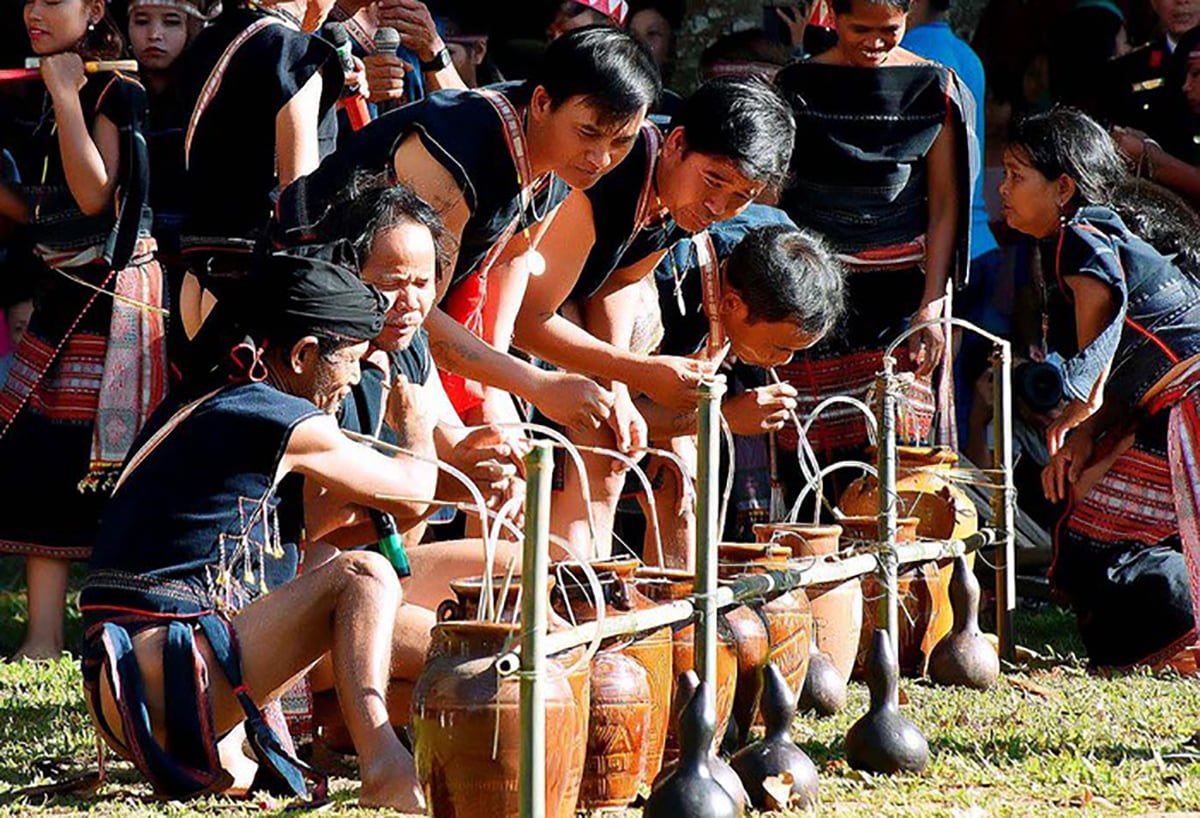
775;264;929;461
0;262;118;559
1051;384;1200;668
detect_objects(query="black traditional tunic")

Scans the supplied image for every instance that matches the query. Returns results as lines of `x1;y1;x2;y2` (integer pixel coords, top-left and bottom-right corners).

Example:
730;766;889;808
80;382;323;799
0;72;164;560
772;60;975;463
180;7;342;245
278;82;568;414
569;123;686;302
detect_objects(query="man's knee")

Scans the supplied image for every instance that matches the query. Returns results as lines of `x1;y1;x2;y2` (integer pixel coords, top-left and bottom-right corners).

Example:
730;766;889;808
336;550;402;601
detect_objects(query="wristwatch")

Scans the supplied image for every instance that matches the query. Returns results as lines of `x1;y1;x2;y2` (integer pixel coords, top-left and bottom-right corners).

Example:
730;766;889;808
420;47;452;73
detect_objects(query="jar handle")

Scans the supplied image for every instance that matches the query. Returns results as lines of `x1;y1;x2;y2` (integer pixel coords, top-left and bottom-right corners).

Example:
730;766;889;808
436;599;461;622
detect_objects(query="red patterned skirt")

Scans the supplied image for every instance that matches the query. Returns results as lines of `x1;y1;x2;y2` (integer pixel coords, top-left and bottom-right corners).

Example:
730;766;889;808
1051;382;1200;668
0;247;166;559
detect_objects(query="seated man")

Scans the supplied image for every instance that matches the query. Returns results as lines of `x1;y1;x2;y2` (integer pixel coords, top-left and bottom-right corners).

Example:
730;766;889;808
506;78;796;562
308;175;526;593
80;247;434;811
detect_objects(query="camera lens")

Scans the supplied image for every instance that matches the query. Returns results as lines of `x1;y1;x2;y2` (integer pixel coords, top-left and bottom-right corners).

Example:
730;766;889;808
1015;362;1064;412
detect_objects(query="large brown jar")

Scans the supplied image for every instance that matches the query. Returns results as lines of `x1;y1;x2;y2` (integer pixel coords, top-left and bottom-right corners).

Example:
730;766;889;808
754;523;861;683
428;575;589;811
635;569;739;765
840;445;981;667
840;515;949;678
412;621;586;818
717;544;812;725
550;561;665;807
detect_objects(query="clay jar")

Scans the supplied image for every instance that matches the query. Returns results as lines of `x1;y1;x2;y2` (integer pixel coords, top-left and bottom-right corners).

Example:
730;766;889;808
840;446;981;664
840;516;944;678
840;446;978;541
635;569;739;765
412;621;587;818
717;544;812;731
550;561;666;807
430;575;589;812
752;523;842;559
755;523;861;684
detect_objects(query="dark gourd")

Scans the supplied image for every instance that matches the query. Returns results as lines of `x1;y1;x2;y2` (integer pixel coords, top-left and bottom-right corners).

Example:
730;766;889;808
799;634;847;717
652;670;748;812
928;555;1000;690
845;629;929;774
645;677;742;818
729;663;819;810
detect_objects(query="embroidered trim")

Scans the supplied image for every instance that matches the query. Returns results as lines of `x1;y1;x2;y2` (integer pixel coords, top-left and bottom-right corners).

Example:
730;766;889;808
185;17;284;169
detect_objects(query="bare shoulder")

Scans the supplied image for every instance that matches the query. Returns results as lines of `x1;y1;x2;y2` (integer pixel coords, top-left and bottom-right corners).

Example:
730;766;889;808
392;133;467;216
888;47;933;66
287;412;345;459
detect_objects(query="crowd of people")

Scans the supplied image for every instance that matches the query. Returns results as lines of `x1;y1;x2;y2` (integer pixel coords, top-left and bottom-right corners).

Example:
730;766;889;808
1;0;1200;808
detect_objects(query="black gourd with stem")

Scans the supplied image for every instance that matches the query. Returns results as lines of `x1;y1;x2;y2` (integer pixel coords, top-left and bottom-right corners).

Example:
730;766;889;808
799;632;847;716
646;673;743;818
729;662;819;810
928;555;1000;690
845;629;929;774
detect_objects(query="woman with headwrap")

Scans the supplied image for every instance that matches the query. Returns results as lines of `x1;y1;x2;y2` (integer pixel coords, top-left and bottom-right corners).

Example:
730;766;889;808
81;245;436;810
0;0;165;660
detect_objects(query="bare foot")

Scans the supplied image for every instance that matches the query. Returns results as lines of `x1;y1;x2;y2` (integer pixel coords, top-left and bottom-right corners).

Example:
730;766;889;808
359;748;426;813
8;643;64;662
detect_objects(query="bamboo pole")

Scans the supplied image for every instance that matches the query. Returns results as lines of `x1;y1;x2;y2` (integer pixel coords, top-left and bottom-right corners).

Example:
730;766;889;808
518;442;553;818
991;344;1017;661
694;378;725;699
876;358;901;661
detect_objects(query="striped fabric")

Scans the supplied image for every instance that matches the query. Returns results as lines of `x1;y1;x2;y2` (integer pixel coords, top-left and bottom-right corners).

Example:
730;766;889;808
1066;445;1178;547
0;333;107;425
1169;392;1200;633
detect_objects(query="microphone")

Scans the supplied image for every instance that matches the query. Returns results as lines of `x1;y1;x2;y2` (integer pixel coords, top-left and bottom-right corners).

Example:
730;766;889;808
322;21;371;131
374;26;402;56
373;27;405;113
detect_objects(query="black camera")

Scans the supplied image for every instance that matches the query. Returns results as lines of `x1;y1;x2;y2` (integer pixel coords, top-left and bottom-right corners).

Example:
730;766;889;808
1014;361;1064;412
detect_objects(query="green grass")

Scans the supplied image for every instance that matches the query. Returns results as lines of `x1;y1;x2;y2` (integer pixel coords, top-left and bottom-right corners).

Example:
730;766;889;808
0;558;1197;816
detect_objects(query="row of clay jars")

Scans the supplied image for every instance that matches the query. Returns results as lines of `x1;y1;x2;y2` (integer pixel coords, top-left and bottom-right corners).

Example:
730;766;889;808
413;576;590;818
634;569;740;768
549;559;672;809
838;515;947;678
840;446;980;674
716;543;812;741
754;523;862;683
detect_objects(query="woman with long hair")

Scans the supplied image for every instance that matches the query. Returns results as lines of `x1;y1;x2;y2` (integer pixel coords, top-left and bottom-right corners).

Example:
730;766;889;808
0;0;166;659
1001;107;1200;672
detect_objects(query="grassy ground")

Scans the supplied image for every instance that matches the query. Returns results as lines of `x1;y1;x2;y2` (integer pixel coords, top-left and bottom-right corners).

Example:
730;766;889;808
0;557;1198;816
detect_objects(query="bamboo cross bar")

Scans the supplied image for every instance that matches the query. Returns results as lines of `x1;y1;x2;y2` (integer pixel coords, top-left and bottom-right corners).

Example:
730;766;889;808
494;529;995;674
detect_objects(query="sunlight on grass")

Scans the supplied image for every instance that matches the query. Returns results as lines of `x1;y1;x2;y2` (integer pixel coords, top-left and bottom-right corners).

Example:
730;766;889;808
0;556;1196;816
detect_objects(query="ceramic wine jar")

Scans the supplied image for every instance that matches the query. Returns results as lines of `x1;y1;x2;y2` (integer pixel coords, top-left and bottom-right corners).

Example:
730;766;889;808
635;569;739;765
754;522;861;685
412;620;588;817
